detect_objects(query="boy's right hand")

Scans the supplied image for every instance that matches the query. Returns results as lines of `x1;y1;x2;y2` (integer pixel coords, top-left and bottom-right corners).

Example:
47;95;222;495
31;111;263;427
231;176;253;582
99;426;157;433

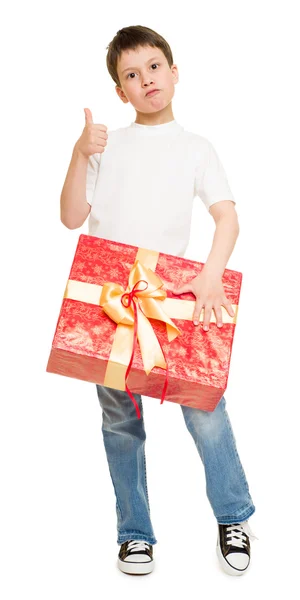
74;108;108;158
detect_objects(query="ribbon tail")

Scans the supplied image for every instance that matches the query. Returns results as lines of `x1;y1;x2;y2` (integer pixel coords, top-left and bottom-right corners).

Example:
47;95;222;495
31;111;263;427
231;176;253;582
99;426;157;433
125;381;141;420
137;311;169;406
124;299;141;420
156;332;169;406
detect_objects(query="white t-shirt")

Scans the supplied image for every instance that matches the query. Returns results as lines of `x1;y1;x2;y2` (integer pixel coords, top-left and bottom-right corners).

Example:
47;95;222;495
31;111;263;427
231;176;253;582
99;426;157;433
86;119;235;257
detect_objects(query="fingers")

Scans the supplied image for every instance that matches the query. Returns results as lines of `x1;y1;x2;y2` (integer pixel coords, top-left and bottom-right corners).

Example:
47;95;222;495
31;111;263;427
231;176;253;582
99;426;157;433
193;302;211;330
95;128;108;140
193;299;204;325
84;110;108;153
201;301;235;331
84;108;93;124
224;298;235;317
172;283;191;295
84;108;108;136
214;306;223;329
92;129;108;152
174;286;235;332
202;304;213;331
212;298;234;329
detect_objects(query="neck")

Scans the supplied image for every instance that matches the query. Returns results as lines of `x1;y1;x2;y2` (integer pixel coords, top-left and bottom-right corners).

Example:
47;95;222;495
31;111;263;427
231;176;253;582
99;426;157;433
134;104;175;126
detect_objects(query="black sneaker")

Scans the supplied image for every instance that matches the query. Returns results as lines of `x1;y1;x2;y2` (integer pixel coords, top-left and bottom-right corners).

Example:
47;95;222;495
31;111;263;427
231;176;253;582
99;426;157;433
118;540;154;575
216;520;258;576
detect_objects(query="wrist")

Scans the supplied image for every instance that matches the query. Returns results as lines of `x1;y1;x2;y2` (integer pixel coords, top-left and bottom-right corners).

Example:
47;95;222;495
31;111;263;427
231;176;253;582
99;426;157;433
73;143;88;162
201;263;224;280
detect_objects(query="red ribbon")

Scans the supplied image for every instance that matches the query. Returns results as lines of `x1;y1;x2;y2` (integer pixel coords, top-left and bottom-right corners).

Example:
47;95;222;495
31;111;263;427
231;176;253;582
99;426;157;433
121;279;169;419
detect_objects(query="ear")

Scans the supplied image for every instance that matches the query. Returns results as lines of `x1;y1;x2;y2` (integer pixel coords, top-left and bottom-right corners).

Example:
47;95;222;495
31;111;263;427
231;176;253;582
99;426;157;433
115;85;130;104
171;64;179;84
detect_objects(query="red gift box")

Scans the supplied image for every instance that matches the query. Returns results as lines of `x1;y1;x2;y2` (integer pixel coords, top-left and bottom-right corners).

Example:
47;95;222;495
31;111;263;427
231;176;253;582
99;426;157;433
47;234;242;417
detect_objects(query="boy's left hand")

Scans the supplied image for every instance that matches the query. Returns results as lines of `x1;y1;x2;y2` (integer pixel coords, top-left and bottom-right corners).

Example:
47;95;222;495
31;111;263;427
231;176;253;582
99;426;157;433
172;270;235;331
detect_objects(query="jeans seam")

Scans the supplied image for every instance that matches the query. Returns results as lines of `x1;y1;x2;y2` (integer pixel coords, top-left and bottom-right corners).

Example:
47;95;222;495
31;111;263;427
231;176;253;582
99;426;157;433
223;406;250;491
118;531;157;537
103;441;124;521
143;447;150;510
110;471;124;520
140;398;151;511
217;504;256;523
118;533;157;544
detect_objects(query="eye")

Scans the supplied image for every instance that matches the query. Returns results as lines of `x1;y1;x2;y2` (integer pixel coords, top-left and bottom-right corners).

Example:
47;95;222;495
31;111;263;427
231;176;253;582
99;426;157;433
126;63;159;79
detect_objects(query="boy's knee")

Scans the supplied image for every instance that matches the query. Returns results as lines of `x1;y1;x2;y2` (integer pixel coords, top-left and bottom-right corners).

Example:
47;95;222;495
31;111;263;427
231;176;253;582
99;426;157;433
96;384;143;425
182;396;226;437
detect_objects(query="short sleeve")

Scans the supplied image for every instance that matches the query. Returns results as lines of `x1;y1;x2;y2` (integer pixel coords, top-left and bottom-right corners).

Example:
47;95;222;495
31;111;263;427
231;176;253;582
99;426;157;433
194;141;235;210
86;152;101;206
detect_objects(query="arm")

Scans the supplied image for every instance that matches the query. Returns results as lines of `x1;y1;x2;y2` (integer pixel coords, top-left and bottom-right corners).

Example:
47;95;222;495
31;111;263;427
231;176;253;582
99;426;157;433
202;200;239;279
173;140;239;329
60;108;107;229
173;200;239;330
60;144;92;229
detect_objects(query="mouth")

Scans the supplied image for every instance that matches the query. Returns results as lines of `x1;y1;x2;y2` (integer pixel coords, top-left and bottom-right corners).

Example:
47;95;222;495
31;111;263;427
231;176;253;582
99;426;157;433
146;89;160;97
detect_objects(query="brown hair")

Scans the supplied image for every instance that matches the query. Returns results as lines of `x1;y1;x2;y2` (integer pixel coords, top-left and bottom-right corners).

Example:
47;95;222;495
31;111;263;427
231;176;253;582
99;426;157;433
106;25;174;88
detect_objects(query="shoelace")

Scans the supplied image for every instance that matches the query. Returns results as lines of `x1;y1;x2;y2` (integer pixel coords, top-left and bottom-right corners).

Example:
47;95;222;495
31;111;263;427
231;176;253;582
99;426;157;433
127;540;151;552
225;520;259;548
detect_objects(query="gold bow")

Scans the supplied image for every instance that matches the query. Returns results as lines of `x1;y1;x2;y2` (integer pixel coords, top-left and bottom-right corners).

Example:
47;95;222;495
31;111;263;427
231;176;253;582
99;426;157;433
99;259;181;376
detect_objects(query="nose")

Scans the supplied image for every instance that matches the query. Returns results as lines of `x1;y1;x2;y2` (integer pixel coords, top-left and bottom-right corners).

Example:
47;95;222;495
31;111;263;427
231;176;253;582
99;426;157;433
141;73;154;87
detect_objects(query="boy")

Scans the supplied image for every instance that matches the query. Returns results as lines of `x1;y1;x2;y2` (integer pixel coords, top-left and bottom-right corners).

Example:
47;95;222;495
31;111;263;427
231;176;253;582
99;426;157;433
60;25;257;577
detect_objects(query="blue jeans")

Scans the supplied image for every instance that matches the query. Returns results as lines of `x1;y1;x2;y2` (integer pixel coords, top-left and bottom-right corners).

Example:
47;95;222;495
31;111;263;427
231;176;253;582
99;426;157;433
96;385;255;545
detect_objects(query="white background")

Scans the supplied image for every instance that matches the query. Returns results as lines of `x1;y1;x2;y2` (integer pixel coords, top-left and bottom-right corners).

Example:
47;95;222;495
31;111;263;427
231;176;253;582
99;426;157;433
1;0;299;597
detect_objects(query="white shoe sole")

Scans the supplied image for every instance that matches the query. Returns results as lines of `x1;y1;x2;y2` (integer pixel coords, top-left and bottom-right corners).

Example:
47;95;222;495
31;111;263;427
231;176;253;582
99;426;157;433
216;543;250;576
118;557;154;575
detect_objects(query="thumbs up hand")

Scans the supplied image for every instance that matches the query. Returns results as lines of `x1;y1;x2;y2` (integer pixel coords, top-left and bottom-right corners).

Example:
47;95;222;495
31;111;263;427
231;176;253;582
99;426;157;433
75;108;108;159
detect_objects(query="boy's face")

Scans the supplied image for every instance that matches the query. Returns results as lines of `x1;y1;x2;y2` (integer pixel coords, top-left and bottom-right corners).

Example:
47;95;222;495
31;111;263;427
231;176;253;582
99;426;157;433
115;45;178;113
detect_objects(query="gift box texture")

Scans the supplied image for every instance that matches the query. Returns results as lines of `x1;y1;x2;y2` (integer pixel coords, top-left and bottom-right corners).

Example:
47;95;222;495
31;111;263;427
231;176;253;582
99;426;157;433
47;234;242;415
